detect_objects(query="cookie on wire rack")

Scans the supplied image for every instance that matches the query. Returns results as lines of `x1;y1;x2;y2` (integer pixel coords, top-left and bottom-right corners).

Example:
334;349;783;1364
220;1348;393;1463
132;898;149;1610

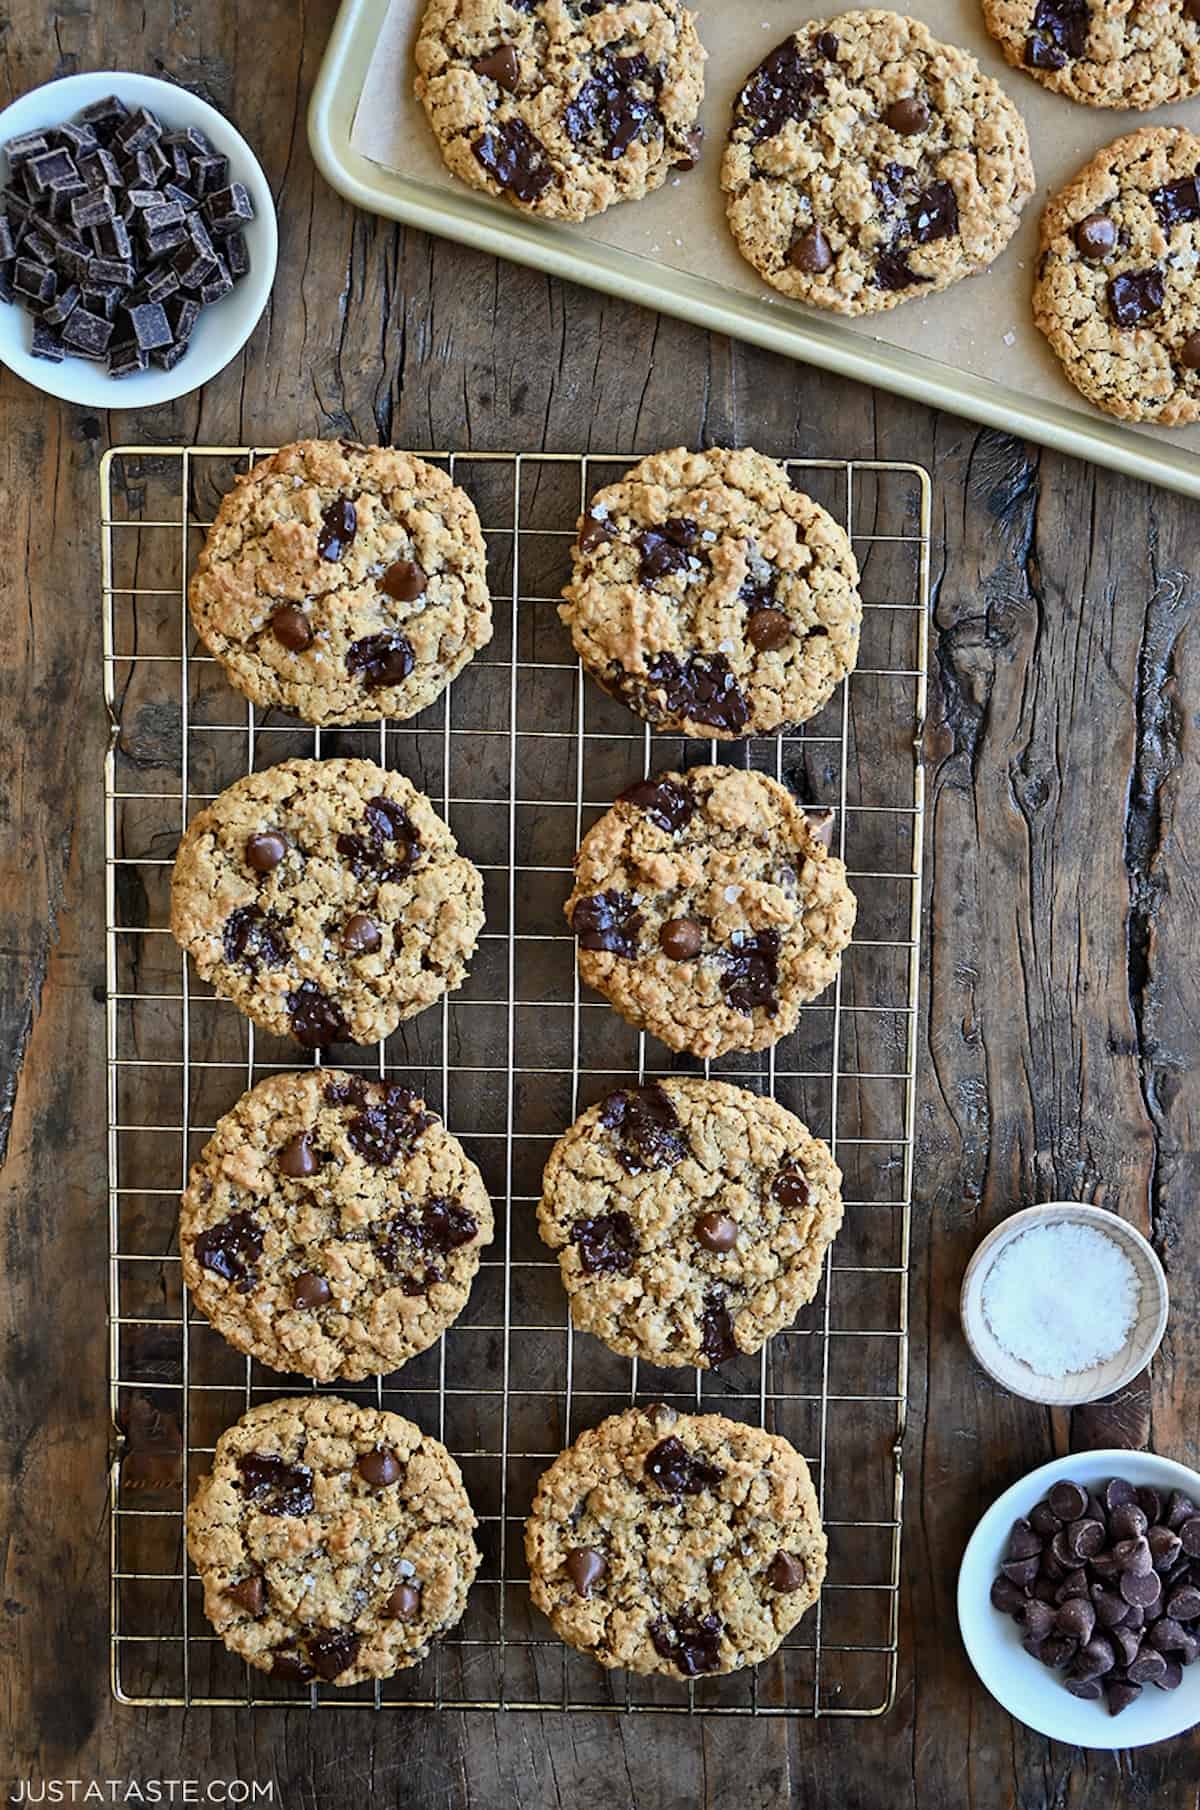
180;1069;494;1382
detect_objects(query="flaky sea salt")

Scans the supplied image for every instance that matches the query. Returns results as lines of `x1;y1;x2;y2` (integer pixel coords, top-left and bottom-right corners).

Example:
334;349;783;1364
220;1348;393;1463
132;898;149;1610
981;1221;1140;1378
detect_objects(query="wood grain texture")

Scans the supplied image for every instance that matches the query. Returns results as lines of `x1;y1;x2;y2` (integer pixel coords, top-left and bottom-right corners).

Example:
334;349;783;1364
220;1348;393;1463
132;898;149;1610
2;3;1199;1805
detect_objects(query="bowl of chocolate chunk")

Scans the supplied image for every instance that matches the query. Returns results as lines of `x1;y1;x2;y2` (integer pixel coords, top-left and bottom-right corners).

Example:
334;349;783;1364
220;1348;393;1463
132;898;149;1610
0;71;276;405
959;1451;1200;1746
960;1202;1169;1407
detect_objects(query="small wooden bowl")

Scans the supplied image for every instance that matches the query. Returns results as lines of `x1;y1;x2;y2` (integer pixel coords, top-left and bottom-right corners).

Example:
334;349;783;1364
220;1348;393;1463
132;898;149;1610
960;1202;1169;1406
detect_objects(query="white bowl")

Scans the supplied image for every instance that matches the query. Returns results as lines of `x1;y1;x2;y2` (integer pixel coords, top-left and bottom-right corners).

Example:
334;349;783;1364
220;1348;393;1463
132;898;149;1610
959;1449;1200;1748
0;71;277;406
960;1202;1169;1406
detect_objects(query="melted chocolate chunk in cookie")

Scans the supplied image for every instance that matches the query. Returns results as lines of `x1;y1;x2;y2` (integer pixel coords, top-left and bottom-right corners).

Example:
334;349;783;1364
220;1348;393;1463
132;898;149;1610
474;119;553;202
617;776;695;833
701;1291;738;1365
473;44;520;91
910;180;958;244
317;496;357;561
644;1435;726;1497
571;889;643;956
1151;177;1200;229
347;1084;431;1166
650;1609;724;1676
721;929;781;1014
378;1195;479;1288
565;51;659;161
237;1451;315;1517
1024;0;1089;67
577;510;617;554
307;1629;361;1681
193;1210;264;1291
736;40;827;142
874;252;929;292
271;1645;315;1682
1108;268;1165;326
643;652;749;735
573;1210;639;1275
346;631;416;690
600;1082;690;1174
337;795;419;883
286;981;349;1048
638;516;700;585
223;905;289;974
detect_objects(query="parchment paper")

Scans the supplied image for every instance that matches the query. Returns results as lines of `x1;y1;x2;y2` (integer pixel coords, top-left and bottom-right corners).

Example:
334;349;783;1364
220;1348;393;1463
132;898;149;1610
351;0;1200;456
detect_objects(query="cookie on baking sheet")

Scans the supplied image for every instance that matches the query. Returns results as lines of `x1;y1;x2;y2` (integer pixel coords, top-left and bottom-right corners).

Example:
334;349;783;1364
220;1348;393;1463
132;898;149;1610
1033;129;1200;427
186;1395;480;1686
413;0;706;223
537;1077;843;1369
721;10;1034;316
981;0;1200;109
559;446;862;739
188;439;492;726
524;1404;826;1677
180;1069;493;1382
169;758;483;1048
564;765;856;1059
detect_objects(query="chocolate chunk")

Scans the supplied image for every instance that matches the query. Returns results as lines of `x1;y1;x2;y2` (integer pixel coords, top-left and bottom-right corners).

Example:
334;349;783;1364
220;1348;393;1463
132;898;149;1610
1108;268;1164;327
342;914;383;954
644;1435;725;1497
638;515;700;584
1151;177;1200;230
772;1166;810;1211
736;39;827;141
357;1447;402;1487
347;1084;431;1166
238;1451;314;1516
226;1574;266;1617
246;831;287;872
573;1210;638;1275
1024;0;1089;66
29;323;64;362
385;1580;422;1619
571;889;643;957
701;1292;738;1365
642;651;749;735
874;251;929;292
123;299;171;350
721;929;781;1015
565;52;658;161
474;44;521;90
474;120;553;202
14;257;56;303
566;1548;607;1598
278;1132;319;1178
650;1610;723;1676
672;126;704;172
618;776;695;833
910;181;958;245
317;495;357;561
380;558;427;601
203;181;255;233
1180;332;1200;371
577;510;616;554
694;1210;737;1253
746;606;791;651
885;95;929;134
291;1271;332;1310
193;1210;263;1290
222;904;288;973
308;1629;361;1682
116;107;164;155
599;1083;688;1173
286;981;349;1048
271;1646;315;1682
346;631;416;688
659;917;703;960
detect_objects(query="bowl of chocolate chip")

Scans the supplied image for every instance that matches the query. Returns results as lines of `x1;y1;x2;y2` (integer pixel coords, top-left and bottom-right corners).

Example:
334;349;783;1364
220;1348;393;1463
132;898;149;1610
959;1450;1200;1746
0;71;276;406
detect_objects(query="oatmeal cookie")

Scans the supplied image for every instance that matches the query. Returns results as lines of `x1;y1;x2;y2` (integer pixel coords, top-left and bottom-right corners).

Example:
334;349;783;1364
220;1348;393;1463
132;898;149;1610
981;0;1200;108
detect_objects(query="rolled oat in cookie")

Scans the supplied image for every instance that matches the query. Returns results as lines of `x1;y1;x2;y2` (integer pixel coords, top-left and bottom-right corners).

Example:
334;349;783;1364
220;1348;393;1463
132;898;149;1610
721;10;1034;316
538;1077;843;1368
188;439;492;727
186;1395;480;1685
565;765;856;1059
981;0;1200;108
180;1069;494;1381
560;446;862;738
525;1404;826;1676
1033;128;1200;427
169;757;484;1048
414;0;706;223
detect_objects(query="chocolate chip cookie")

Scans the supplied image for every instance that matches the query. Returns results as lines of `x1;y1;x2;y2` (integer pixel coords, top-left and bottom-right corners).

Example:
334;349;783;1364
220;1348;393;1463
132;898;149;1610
188;440;492;726
180;1070;493;1381
186;1395;480;1686
538;1078;842;1368
413;0;706;222
525;1404;826;1677
565;766;856;1059
1033;129;1200;427
559;447;862;739
721;10;1035;316
982;0;1200;108
169;758;484;1048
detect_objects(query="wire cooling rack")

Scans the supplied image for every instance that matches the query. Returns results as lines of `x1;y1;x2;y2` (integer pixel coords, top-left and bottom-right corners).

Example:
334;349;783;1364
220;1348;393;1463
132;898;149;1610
102;444;930;1715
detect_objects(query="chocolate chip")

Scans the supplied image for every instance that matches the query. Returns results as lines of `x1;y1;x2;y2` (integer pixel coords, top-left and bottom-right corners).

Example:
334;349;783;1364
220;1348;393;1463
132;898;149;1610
638;516;699;585
317;496;356;561
346;631;416;689
571;889;643;956
286;981;349;1049
1168;1584;1200;1621
1056;1596;1095;1642
695;1211;737;1253
736;39;827;141
271;1646;315;1682
1179;1512;1200;1552
885;95;928;134
649;1610;723;1676
357;1446;402;1487
789;226;833;274
816;31;840;57
1031;1501;1063;1539
1002;1555;1041;1589
771;1168;810;1214
642;651;749;736
1108;268;1165;327
1104;1676;1142;1715
474;119;552;202
659;917;703;960
1180;333;1200;371
1069;1518;1107;1560
1064;1675;1103;1700
577;510;616;554
701;1292;738;1365
566;1548;607;1598
385;1580;422;1619
991;1575;1029;1615
278;1133;319;1179
238;1451;314;1516
1121;1568;1162;1609
618;776;695;833
1007;1518;1043;1561
308;1630;361;1681
1109;1503;1148;1542
380;558;427;601
1024;0;1089;65
226;1575;266;1617
746;606;792;651
721;929;780;1015
193;1210;263;1290
342;913;383;954
875;251;928;292
1048;1481;1089;1522
573;1210;638;1275
291;1270;331;1309
347;1084;431;1166
1074;212;1116;262
910;181;958;245
474;44;520;91
222;904;289;973
1156;1657;1185;1690
1151;177;1200;230
245;831;287;872
599;1083;689;1173
644;1436;725;1497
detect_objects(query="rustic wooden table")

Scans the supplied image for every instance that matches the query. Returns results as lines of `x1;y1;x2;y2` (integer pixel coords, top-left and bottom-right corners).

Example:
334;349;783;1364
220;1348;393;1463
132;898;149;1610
3;3;1198;1805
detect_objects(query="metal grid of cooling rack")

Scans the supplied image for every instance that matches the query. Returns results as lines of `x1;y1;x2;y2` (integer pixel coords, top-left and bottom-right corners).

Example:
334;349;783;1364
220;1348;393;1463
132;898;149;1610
102;444;929;1716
